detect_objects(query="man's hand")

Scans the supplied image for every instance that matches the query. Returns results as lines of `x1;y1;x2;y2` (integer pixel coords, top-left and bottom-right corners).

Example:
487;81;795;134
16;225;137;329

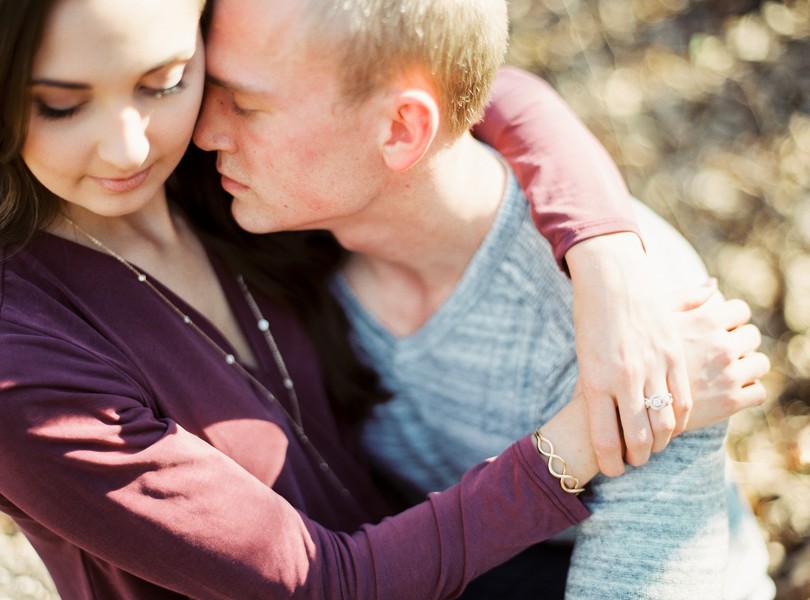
677;294;769;431
566;232;694;477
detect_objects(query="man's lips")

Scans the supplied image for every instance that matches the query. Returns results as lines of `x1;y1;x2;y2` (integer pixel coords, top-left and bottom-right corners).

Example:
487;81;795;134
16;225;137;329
91;166;152;193
219;172;250;195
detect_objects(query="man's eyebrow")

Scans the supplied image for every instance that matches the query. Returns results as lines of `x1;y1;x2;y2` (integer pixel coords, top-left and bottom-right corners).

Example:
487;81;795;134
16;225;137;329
205;73;264;96
30;52;195;89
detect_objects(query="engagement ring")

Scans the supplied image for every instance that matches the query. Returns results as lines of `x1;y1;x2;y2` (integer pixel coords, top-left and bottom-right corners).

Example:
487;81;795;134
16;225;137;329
644;392;673;411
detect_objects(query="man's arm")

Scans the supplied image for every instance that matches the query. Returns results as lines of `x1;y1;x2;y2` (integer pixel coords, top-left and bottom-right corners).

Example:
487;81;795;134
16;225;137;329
564;201;737;598
474;66;692;475
569;425;729;598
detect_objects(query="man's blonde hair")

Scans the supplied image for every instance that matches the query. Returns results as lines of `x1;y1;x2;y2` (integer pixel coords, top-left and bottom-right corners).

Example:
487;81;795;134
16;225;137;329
300;0;508;138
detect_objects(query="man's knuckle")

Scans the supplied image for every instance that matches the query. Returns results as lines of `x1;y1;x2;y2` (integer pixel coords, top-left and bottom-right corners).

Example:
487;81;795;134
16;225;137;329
624;432;650;453
652;419;676;436
593;437;621;456
626;452;649;468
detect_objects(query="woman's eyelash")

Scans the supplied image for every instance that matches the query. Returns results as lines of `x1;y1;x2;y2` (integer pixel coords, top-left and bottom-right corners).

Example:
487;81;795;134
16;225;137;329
34;100;81;121
145;78;187;99
33;76;187;120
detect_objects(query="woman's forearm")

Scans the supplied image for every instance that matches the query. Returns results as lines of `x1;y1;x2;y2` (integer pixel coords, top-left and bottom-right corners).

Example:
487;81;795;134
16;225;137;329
475;66;640;270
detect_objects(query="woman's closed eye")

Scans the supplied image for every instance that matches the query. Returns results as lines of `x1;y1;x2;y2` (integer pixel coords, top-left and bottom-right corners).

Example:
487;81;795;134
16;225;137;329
34;99;85;121
32;77;187;121
141;77;187;100
141;64;189;100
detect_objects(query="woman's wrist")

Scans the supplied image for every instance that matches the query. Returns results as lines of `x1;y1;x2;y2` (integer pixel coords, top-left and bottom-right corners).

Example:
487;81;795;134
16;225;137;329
536;395;601;486
532;428;586;494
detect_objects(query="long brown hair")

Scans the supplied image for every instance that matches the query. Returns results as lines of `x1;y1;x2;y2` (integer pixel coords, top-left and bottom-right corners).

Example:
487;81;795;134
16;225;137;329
0;0;60;247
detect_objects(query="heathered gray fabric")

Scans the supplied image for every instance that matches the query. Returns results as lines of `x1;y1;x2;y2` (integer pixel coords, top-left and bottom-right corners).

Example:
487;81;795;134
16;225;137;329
333;172;773;599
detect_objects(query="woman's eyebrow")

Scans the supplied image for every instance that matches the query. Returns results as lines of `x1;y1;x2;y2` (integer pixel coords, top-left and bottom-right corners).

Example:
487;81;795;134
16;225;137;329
29;51;196;89
143;52;195;76
29;79;89;90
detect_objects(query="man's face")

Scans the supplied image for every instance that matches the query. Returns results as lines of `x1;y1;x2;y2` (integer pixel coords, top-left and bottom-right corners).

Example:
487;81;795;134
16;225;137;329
194;0;384;234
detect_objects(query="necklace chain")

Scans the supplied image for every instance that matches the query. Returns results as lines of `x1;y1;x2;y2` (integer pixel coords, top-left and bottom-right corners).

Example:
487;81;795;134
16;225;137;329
63;216;358;507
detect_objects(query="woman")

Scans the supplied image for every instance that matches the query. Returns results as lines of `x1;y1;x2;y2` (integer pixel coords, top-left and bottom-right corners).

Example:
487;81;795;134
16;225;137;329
0;0;766;598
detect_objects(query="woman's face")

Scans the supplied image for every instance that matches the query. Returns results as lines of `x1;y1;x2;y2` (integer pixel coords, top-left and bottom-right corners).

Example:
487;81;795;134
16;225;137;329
21;0;204;220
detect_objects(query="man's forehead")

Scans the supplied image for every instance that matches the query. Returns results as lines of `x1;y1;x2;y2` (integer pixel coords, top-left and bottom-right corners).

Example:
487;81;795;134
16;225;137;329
205;3;339;102
205;0;312;78
208;0;305;42
204;8;270;94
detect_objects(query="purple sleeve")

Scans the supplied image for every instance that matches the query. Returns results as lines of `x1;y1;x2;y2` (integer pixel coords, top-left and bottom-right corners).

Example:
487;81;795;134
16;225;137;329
0;330;588;599
473;66;641;271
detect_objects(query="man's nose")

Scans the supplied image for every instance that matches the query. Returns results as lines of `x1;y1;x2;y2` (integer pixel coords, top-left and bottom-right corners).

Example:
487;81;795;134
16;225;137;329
193;86;237;153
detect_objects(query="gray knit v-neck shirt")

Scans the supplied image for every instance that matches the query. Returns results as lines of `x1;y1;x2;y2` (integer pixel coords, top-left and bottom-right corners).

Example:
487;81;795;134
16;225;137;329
336;174;578;497
333;172;773;600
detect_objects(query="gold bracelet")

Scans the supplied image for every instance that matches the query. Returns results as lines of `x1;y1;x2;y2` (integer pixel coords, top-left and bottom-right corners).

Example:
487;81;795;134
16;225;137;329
533;428;585;494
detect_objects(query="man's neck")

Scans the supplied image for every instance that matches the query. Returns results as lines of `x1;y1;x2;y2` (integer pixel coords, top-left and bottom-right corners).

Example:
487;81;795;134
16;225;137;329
339;133;508;336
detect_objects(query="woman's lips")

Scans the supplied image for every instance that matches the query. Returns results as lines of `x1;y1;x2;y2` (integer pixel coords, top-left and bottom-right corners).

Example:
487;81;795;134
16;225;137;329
92;166;152;193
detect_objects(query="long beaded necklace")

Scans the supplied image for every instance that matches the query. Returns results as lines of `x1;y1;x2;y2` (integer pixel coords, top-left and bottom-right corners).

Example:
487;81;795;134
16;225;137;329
64;216;360;510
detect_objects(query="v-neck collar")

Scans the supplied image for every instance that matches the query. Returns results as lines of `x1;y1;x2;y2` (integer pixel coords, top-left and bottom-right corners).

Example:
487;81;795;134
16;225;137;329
334;171;525;358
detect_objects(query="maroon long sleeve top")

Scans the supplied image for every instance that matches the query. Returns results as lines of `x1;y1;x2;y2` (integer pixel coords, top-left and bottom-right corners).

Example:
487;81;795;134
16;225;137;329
0;233;587;599
474;66;640;270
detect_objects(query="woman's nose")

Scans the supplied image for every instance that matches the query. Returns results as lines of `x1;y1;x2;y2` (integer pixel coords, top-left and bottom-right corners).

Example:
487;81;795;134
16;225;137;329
97;105;150;171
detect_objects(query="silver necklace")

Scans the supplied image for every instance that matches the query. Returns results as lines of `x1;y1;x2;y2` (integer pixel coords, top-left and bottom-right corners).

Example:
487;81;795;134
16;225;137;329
64;216;359;508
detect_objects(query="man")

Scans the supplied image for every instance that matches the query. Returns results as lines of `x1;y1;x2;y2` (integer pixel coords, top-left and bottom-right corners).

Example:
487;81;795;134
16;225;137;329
194;1;772;597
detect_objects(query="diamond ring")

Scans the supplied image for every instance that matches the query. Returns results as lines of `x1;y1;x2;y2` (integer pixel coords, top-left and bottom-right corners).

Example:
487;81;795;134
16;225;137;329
644;392;673;411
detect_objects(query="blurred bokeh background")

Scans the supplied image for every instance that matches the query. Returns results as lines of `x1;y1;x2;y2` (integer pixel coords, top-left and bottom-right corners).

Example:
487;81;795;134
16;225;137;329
1;1;808;598
505;0;809;597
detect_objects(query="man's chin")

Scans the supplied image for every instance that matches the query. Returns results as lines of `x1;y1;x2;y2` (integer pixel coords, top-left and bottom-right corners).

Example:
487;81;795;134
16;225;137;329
230;198;297;234
228;200;270;234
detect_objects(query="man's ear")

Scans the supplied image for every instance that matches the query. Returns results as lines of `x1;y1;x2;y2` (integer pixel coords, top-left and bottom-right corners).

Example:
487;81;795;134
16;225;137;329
380;89;439;173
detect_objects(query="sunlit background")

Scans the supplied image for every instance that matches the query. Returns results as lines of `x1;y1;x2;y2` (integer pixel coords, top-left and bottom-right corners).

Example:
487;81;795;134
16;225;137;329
506;1;810;597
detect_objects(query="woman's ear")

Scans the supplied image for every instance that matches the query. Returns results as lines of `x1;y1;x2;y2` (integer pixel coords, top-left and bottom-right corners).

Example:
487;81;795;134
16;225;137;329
379;88;439;173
